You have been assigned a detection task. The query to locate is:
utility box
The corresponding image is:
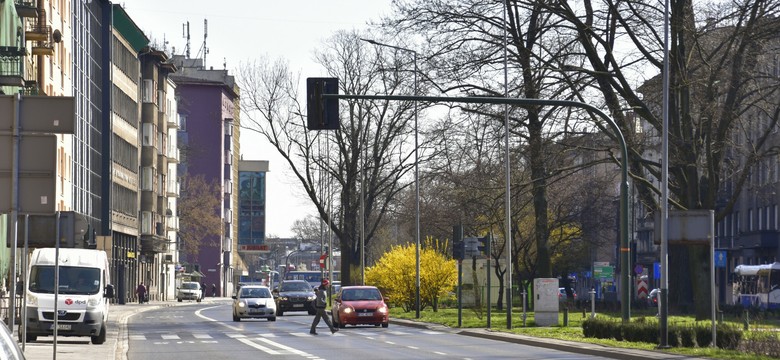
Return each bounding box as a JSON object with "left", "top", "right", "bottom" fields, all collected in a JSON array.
[{"left": 534, "top": 278, "right": 559, "bottom": 326}]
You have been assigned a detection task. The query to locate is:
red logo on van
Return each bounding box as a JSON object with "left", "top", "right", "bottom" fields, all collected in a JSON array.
[{"left": 64, "top": 299, "right": 73, "bottom": 305}]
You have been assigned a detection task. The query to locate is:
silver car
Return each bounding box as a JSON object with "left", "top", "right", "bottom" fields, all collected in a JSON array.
[{"left": 232, "top": 285, "right": 276, "bottom": 321}]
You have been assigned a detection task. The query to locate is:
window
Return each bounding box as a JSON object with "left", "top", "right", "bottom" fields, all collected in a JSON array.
[
  {"left": 142, "top": 167, "right": 153, "bottom": 191},
  {"left": 142, "top": 123, "right": 154, "bottom": 146},
  {"left": 141, "top": 211, "right": 152, "bottom": 235},
  {"left": 179, "top": 114, "right": 187, "bottom": 131},
  {"left": 142, "top": 79, "right": 155, "bottom": 103}
]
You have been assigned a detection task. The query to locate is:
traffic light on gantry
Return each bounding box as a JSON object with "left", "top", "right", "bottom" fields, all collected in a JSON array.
[{"left": 306, "top": 77, "right": 339, "bottom": 130}]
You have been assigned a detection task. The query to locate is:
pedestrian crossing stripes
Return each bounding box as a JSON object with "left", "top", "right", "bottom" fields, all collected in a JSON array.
[{"left": 130, "top": 329, "right": 442, "bottom": 342}]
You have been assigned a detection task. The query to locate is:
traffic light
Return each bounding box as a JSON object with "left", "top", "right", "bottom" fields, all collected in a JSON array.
[
  {"left": 306, "top": 77, "right": 339, "bottom": 130},
  {"left": 477, "top": 236, "right": 489, "bottom": 256},
  {"left": 452, "top": 225, "right": 464, "bottom": 260}
]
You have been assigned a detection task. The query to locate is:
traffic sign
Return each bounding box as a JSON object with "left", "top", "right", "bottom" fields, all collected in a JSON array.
[{"left": 714, "top": 250, "right": 727, "bottom": 268}]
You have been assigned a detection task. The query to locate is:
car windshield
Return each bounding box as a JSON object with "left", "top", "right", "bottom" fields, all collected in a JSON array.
[
  {"left": 181, "top": 283, "right": 199, "bottom": 290},
  {"left": 280, "top": 282, "right": 311, "bottom": 292},
  {"left": 241, "top": 287, "right": 271, "bottom": 298},
  {"left": 29, "top": 266, "right": 100, "bottom": 295},
  {"left": 342, "top": 288, "right": 382, "bottom": 301}
]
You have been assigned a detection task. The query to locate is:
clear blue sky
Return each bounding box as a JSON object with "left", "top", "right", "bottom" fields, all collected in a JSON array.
[{"left": 124, "top": 1, "right": 393, "bottom": 237}]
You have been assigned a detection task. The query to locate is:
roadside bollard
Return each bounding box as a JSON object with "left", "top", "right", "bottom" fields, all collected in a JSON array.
[
  {"left": 563, "top": 306, "right": 569, "bottom": 326},
  {"left": 743, "top": 310, "right": 749, "bottom": 330},
  {"left": 522, "top": 291, "right": 527, "bottom": 327},
  {"left": 590, "top": 288, "right": 596, "bottom": 319}
]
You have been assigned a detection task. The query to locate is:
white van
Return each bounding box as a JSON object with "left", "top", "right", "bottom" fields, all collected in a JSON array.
[{"left": 24, "top": 248, "right": 114, "bottom": 344}]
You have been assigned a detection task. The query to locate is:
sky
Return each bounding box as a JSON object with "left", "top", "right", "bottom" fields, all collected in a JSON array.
[{"left": 123, "top": 1, "right": 394, "bottom": 238}]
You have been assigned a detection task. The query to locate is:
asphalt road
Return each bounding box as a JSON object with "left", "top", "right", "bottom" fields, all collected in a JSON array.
[
  {"left": 124, "top": 300, "right": 608, "bottom": 360},
  {"left": 19, "top": 298, "right": 705, "bottom": 360}
]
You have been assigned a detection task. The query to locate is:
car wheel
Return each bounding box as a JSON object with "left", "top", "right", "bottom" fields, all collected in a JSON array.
[
  {"left": 381, "top": 322, "right": 389, "bottom": 328},
  {"left": 91, "top": 325, "right": 107, "bottom": 344},
  {"left": 25, "top": 332, "right": 36, "bottom": 343},
  {"left": 197, "top": 298, "right": 201, "bottom": 303},
  {"left": 374, "top": 323, "right": 380, "bottom": 327},
  {"left": 177, "top": 298, "right": 182, "bottom": 302},
  {"left": 268, "top": 317, "right": 276, "bottom": 321},
  {"left": 277, "top": 310, "right": 284, "bottom": 316}
]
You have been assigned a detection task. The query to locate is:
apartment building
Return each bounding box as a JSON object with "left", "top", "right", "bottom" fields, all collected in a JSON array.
[{"left": 171, "top": 55, "right": 241, "bottom": 297}]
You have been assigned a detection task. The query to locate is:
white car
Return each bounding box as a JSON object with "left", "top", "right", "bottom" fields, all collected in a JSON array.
[
  {"left": 177, "top": 281, "right": 202, "bottom": 302},
  {"left": 232, "top": 285, "right": 276, "bottom": 321}
]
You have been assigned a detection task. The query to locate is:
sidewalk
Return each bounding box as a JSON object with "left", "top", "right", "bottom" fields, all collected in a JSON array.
[{"left": 20, "top": 297, "right": 224, "bottom": 360}]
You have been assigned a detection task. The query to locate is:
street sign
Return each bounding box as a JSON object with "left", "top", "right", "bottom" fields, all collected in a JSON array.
[
  {"left": 714, "top": 250, "right": 727, "bottom": 268},
  {"left": 594, "top": 264, "right": 614, "bottom": 280},
  {"left": 463, "top": 237, "right": 480, "bottom": 258},
  {"left": 0, "top": 95, "right": 75, "bottom": 133},
  {"left": 237, "top": 244, "right": 270, "bottom": 253},
  {"left": 0, "top": 134, "right": 57, "bottom": 213},
  {"left": 634, "top": 264, "right": 644, "bottom": 275}
]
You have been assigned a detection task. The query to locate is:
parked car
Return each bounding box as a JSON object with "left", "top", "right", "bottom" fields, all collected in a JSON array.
[
  {"left": 0, "top": 321, "right": 24, "bottom": 360},
  {"left": 648, "top": 288, "right": 659, "bottom": 307},
  {"left": 232, "top": 285, "right": 276, "bottom": 322},
  {"left": 177, "top": 281, "right": 202, "bottom": 302},
  {"left": 332, "top": 286, "right": 389, "bottom": 328},
  {"left": 273, "top": 280, "right": 316, "bottom": 316},
  {"left": 558, "top": 287, "right": 577, "bottom": 301}
]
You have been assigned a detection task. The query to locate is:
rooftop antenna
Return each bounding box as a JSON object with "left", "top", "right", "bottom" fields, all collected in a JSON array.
[
  {"left": 223, "top": 57, "right": 226, "bottom": 70},
  {"left": 202, "top": 19, "right": 209, "bottom": 69},
  {"left": 182, "top": 21, "right": 191, "bottom": 59}
]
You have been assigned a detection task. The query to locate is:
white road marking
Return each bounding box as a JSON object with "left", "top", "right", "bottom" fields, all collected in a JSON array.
[
  {"left": 193, "top": 333, "right": 212, "bottom": 339},
  {"left": 258, "top": 333, "right": 277, "bottom": 338},
  {"left": 422, "top": 330, "right": 444, "bottom": 335},
  {"left": 161, "top": 334, "right": 180, "bottom": 340},
  {"left": 226, "top": 333, "right": 245, "bottom": 338},
  {"left": 407, "top": 346, "right": 419, "bottom": 350},
  {"left": 236, "top": 337, "right": 281, "bottom": 355},
  {"left": 257, "top": 338, "right": 314, "bottom": 357},
  {"left": 433, "top": 351, "right": 447, "bottom": 356},
  {"left": 129, "top": 335, "right": 145, "bottom": 340}
]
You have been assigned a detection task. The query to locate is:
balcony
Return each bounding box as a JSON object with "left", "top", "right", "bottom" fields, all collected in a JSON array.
[
  {"left": 140, "top": 234, "right": 167, "bottom": 253},
  {"left": 14, "top": 0, "right": 38, "bottom": 18},
  {"left": 167, "top": 147, "right": 180, "bottom": 164},
  {"left": 0, "top": 46, "right": 25, "bottom": 87},
  {"left": 166, "top": 179, "right": 180, "bottom": 197},
  {"left": 20, "top": 79, "right": 39, "bottom": 95},
  {"left": 168, "top": 114, "right": 180, "bottom": 129},
  {"left": 166, "top": 216, "right": 179, "bottom": 230},
  {"left": 25, "top": 11, "right": 50, "bottom": 42}
]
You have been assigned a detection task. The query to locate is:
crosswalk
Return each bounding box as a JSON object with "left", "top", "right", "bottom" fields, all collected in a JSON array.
[{"left": 129, "top": 329, "right": 442, "bottom": 342}]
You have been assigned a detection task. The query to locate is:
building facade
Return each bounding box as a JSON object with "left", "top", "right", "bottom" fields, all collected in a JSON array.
[{"left": 171, "top": 56, "right": 240, "bottom": 297}]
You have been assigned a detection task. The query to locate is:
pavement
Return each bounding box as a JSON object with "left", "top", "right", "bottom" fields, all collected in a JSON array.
[{"left": 18, "top": 297, "right": 706, "bottom": 360}]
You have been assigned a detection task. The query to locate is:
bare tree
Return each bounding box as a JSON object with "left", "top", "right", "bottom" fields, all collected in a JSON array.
[
  {"left": 238, "top": 30, "right": 424, "bottom": 286},
  {"left": 178, "top": 174, "right": 223, "bottom": 263},
  {"left": 541, "top": 0, "right": 780, "bottom": 318}
]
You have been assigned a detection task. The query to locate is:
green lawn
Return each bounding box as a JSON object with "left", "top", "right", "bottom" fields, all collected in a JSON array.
[{"left": 391, "top": 305, "right": 779, "bottom": 360}]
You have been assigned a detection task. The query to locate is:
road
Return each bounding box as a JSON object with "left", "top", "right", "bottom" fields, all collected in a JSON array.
[
  {"left": 125, "top": 299, "right": 603, "bottom": 360},
  {"left": 20, "top": 298, "right": 703, "bottom": 360}
]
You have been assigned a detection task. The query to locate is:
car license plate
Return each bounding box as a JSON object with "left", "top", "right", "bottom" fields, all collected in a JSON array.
[
  {"left": 50, "top": 323, "right": 71, "bottom": 330},
  {"left": 293, "top": 304, "right": 303, "bottom": 308},
  {"left": 357, "top": 312, "right": 373, "bottom": 317}
]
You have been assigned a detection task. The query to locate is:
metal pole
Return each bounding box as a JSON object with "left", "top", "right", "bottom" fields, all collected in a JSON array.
[
  {"left": 710, "top": 210, "right": 716, "bottom": 347},
  {"left": 413, "top": 51, "right": 421, "bottom": 319},
  {"left": 21, "top": 215, "right": 28, "bottom": 349},
  {"left": 54, "top": 211, "right": 60, "bottom": 359},
  {"left": 502, "top": 0, "right": 513, "bottom": 329},
  {"left": 10, "top": 94, "right": 20, "bottom": 335},
  {"left": 361, "top": 140, "right": 366, "bottom": 285},
  {"left": 660, "top": 0, "right": 671, "bottom": 347}
]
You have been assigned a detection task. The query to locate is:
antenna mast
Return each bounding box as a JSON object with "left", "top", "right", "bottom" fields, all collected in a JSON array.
[
  {"left": 202, "top": 19, "right": 209, "bottom": 69},
  {"left": 182, "top": 21, "right": 191, "bottom": 59}
]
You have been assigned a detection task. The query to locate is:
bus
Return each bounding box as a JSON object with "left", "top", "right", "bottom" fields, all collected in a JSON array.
[
  {"left": 283, "top": 270, "right": 340, "bottom": 289},
  {"left": 239, "top": 270, "right": 280, "bottom": 289},
  {"left": 733, "top": 262, "right": 780, "bottom": 309}
]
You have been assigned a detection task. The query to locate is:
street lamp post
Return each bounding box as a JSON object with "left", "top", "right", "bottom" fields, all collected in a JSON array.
[{"left": 361, "top": 38, "right": 421, "bottom": 318}]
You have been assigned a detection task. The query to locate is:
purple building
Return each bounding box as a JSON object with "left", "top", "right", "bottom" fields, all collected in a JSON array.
[{"left": 171, "top": 56, "right": 240, "bottom": 297}]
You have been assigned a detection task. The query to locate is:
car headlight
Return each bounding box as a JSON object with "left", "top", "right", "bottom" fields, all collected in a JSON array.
[
  {"left": 238, "top": 301, "right": 246, "bottom": 308},
  {"left": 87, "top": 297, "right": 101, "bottom": 310},
  {"left": 26, "top": 293, "right": 38, "bottom": 307},
  {"left": 377, "top": 306, "right": 388, "bottom": 314},
  {"left": 307, "top": 295, "right": 316, "bottom": 301},
  {"left": 342, "top": 306, "right": 354, "bottom": 314},
  {"left": 280, "top": 296, "right": 288, "bottom": 301}
]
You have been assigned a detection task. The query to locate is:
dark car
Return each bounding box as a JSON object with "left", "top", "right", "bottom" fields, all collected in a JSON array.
[
  {"left": 332, "top": 286, "right": 389, "bottom": 328},
  {"left": 273, "top": 280, "right": 316, "bottom": 316}
]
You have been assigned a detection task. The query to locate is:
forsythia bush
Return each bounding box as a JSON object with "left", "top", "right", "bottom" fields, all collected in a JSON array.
[{"left": 366, "top": 237, "right": 457, "bottom": 312}]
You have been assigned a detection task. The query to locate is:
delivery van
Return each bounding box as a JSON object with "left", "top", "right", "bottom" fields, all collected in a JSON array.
[{"left": 24, "top": 248, "right": 115, "bottom": 344}]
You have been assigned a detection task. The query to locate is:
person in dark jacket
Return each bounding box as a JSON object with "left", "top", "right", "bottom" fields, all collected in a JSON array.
[
  {"left": 212, "top": 283, "right": 217, "bottom": 297},
  {"left": 310, "top": 278, "right": 337, "bottom": 335},
  {"left": 135, "top": 282, "right": 147, "bottom": 304}
]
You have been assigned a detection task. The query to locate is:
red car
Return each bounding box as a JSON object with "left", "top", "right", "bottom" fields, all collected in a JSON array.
[{"left": 331, "top": 286, "right": 389, "bottom": 328}]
